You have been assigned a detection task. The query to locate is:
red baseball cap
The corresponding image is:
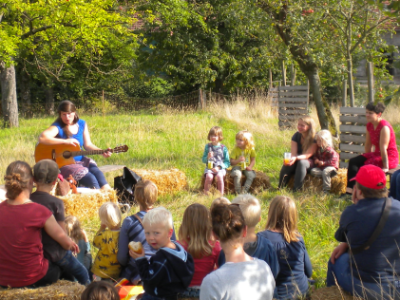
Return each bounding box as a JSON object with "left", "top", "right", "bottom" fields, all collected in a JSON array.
[{"left": 350, "top": 165, "right": 386, "bottom": 189}]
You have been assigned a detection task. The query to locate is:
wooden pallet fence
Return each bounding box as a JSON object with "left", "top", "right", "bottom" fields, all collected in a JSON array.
[
  {"left": 269, "top": 87, "right": 279, "bottom": 109},
  {"left": 278, "top": 85, "right": 309, "bottom": 129},
  {"left": 339, "top": 107, "right": 367, "bottom": 169}
]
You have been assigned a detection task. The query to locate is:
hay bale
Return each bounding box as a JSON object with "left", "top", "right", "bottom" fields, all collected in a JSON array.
[
  {"left": 132, "top": 168, "right": 187, "bottom": 195},
  {"left": 200, "top": 169, "right": 271, "bottom": 194},
  {"left": 288, "top": 168, "right": 347, "bottom": 195},
  {"left": 0, "top": 280, "right": 85, "bottom": 300},
  {"left": 311, "top": 286, "right": 355, "bottom": 300},
  {"left": 60, "top": 190, "right": 118, "bottom": 221}
]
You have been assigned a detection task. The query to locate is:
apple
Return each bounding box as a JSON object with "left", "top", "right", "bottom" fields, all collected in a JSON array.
[{"left": 379, "top": 94, "right": 383, "bottom": 98}]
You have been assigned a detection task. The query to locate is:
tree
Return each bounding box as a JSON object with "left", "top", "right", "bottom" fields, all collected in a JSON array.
[{"left": 0, "top": 0, "right": 137, "bottom": 127}]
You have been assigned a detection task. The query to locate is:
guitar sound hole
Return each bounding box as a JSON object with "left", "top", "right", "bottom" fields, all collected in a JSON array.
[{"left": 63, "top": 151, "right": 72, "bottom": 159}]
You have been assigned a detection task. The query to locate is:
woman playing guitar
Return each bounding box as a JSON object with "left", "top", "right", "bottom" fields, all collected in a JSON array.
[{"left": 39, "top": 100, "right": 112, "bottom": 190}]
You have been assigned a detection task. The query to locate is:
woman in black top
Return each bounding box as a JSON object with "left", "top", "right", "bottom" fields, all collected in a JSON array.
[{"left": 278, "top": 116, "right": 317, "bottom": 191}]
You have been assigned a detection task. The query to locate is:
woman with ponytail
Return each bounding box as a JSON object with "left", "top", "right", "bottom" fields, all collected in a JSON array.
[
  {"left": 259, "top": 196, "right": 312, "bottom": 300},
  {"left": 0, "top": 161, "right": 78, "bottom": 288},
  {"left": 200, "top": 204, "right": 275, "bottom": 300}
]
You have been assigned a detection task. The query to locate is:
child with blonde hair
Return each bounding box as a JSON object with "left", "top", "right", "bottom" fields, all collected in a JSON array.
[
  {"left": 210, "top": 196, "right": 231, "bottom": 212},
  {"left": 230, "top": 130, "right": 256, "bottom": 194},
  {"left": 129, "top": 207, "right": 194, "bottom": 300},
  {"left": 259, "top": 196, "right": 312, "bottom": 300},
  {"left": 65, "top": 215, "right": 92, "bottom": 276},
  {"left": 310, "top": 129, "right": 339, "bottom": 194},
  {"left": 92, "top": 202, "right": 122, "bottom": 280},
  {"left": 218, "top": 195, "right": 279, "bottom": 279},
  {"left": 202, "top": 126, "right": 230, "bottom": 195},
  {"left": 118, "top": 180, "right": 176, "bottom": 284},
  {"left": 178, "top": 203, "right": 221, "bottom": 297}
]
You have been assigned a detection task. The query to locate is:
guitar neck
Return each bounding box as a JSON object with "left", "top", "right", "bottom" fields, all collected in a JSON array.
[{"left": 70, "top": 149, "right": 112, "bottom": 157}]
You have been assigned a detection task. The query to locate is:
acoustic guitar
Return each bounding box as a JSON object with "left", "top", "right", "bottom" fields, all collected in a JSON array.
[{"left": 34, "top": 143, "right": 129, "bottom": 168}]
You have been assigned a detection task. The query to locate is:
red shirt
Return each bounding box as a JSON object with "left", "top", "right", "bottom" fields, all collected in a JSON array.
[
  {"left": 0, "top": 201, "right": 52, "bottom": 287},
  {"left": 178, "top": 240, "right": 221, "bottom": 287}
]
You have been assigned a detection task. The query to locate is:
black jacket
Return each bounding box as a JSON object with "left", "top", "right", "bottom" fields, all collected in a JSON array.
[{"left": 136, "top": 241, "right": 194, "bottom": 299}]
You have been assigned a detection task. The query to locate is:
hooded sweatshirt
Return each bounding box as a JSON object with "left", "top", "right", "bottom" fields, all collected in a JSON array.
[{"left": 136, "top": 241, "right": 194, "bottom": 299}]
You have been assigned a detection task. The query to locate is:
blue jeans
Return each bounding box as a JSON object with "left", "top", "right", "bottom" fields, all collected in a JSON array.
[
  {"left": 390, "top": 169, "right": 400, "bottom": 200},
  {"left": 327, "top": 252, "right": 400, "bottom": 299},
  {"left": 55, "top": 250, "right": 90, "bottom": 285},
  {"left": 78, "top": 163, "right": 108, "bottom": 189}
]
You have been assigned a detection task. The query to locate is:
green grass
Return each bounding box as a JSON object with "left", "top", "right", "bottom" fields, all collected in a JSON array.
[{"left": 0, "top": 108, "right": 355, "bottom": 288}]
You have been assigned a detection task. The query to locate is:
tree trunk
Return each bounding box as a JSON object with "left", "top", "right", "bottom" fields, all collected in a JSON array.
[
  {"left": 346, "top": 9, "right": 355, "bottom": 107},
  {"left": 291, "top": 64, "right": 296, "bottom": 86},
  {"left": 45, "top": 85, "right": 55, "bottom": 115},
  {"left": 20, "top": 71, "right": 32, "bottom": 118},
  {"left": 0, "top": 62, "right": 19, "bottom": 127}
]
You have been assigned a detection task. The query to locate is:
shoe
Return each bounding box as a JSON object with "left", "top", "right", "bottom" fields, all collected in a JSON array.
[{"left": 330, "top": 169, "right": 338, "bottom": 178}]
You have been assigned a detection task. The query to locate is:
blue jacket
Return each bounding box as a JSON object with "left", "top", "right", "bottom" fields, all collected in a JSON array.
[
  {"left": 202, "top": 143, "right": 230, "bottom": 169},
  {"left": 218, "top": 234, "right": 280, "bottom": 279},
  {"left": 136, "top": 241, "right": 194, "bottom": 299}
]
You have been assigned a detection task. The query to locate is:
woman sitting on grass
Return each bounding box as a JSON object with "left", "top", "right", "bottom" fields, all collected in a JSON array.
[
  {"left": 0, "top": 161, "right": 77, "bottom": 288},
  {"left": 279, "top": 116, "right": 317, "bottom": 192},
  {"left": 200, "top": 204, "right": 275, "bottom": 300},
  {"left": 347, "top": 102, "right": 398, "bottom": 190},
  {"left": 259, "top": 196, "right": 312, "bottom": 300}
]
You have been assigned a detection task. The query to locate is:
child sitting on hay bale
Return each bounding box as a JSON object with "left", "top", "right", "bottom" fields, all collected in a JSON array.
[
  {"left": 202, "top": 126, "right": 230, "bottom": 195},
  {"left": 310, "top": 130, "right": 339, "bottom": 194},
  {"left": 65, "top": 216, "right": 93, "bottom": 279},
  {"left": 92, "top": 202, "right": 122, "bottom": 281},
  {"left": 118, "top": 180, "right": 177, "bottom": 284},
  {"left": 217, "top": 195, "right": 279, "bottom": 279},
  {"left": 31, "top": 160, "right": 90, "bottom": 285},
  {"left": 229, "top": 130, "right": 256, "bottom": 194},
  {"left": 81, "top": 281, "right": 120, "bottom": 300}
]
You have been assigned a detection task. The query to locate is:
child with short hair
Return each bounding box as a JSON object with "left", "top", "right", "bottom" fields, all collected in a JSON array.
[
  {"left": 202, "top": 126, "right": 230, "bottom": 195},
  {"left": 259, "top": 196, "right": 312, "bottom": 300},
  {"left": 92, "top": 202, "right": 122, "bottom": 281},
  {"left": 230, "top": 130, "right": 256, "bottom": 194},
  {"left": 81, "top": 281, "right": 120, "bottom": 300},
  {"left": 31, "top": 159, "right": 90, "bottom": 285},
  {"left": 218, "top": 195, "right": 279, "bottom": 279},
  {"left": 178, "top": 203, "right": 221, "bottom": 297},
  {"left": 65, "top": 216, "right": 92, "bottom": 276},
  {"left": 310, "top": 130, "right": 339, "bottom": 194},
  {"left": 129, "top": 207, "right": 194, "bottom": 300},
  {"left": 210, "top": 196, "right": 231, "bottom": 212}
]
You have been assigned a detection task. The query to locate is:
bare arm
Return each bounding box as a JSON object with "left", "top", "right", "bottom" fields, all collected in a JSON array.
[
  {"left": 379, "top": 126, "right": 390, "bottom": 171},
  {"left": 44, "top": 215, "right": 78, "bottom": 252},
  {"left": 364, "top": 131, "right": 372, "bottom": 153},
  {"left": 57, "top": 220, "right": 66, "bottom": 232},
  {"left": 291, "top": 140, "right": 298, "bottom": 157},
  {"left": 82, "top": 124, "right": 111, "bottom": 157},
  {"left": 38, "top": 126, "right": 79, "bottom": 147},
  {"left": 296, "top": 143, "right": 317, "bottom": 160}
]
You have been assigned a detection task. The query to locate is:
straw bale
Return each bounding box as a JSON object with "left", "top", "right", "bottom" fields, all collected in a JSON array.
[
  {"left": 311, "top": 286, "right": 355, "bottom": 300},
  {"left": 0, "top": 280, "right": 85, "bottom": 300},
  {"left": 288, "top": 168, "right": 347, "bottom": 195},
  {"left": 132, "top": 168, "right": 187, "bottom": 195},
  {"left": 200, "top": 169, "right": 271, "bottom": 194},
  {"left": 60, "top": 190, "right": 118, "bottom": 221}
]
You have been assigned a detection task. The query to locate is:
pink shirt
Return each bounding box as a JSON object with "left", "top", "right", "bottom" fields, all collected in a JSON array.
[
  {"left": 0, "top": 201, "right": 52, "bottom": 287},
  {"left": 179, "top": 240, "right": 221, "bottom": 286}
]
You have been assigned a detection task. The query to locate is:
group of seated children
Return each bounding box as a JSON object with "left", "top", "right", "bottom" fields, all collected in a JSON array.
[
  {"left": 203, "top": 126, "right": 339, "bottom": 196},
  {"left": 79, "top": 184, "right": 311, "bottom": 300}
]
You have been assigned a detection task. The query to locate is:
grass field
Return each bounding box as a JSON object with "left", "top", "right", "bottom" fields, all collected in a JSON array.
[{"left": 1, "top": 101, "right": 400, "bottom": 289}]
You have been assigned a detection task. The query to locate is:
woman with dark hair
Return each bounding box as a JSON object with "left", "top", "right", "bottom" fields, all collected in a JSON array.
[
  {"left": 39, "top": 100, "right": 112, "bottom": 190},
  {"left": 0, "top": 161, "right": 78, "bottom": 288},
  {"left": 347, "top": 102, "right": 399, "bottom": 189},
  {"left": 199, "top": 204, "right": 275, "bottom": 300}
]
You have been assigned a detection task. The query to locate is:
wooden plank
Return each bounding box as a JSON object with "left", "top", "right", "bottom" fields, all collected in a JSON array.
[
  {"left": 279, "top": 98, "right": 309, "bottom": 103},
  {"left": 280, "top": 115, "right": 301, "bottom": 121},
  {"left": 99, "top": 165, "right": 125, "bottom": 173},
  {"left": 340, "top": 134, "right": 365, "bottom": 143},
  {"left": 340, "top": 152, "right": 360, "bottom": 160},
  {"left": 339, "top": 162, "right": 349, "bottom": 168},
  {"left": 339, "top": 144, "right": 364, "bottom": 153},
  {"left": 340, "top": 107, "right": 366, "bottom": 115},
  {"left": 279, "top": 103, "right": 308, "bottom": 108},
  {"left": 278, "top": 85, "right": 308, "bottom": 91},
  {"left": 279, "top": 91, "right": 309, "bottom": 97},
  {"left": 340, "top": 125, "right": 366, "bottom": 134},
  {"left": 339, "top": 116, "right": 367, "bottom": 125},
  {"left": 278, "top": 109, "right": 308, "bottom": 115}
]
